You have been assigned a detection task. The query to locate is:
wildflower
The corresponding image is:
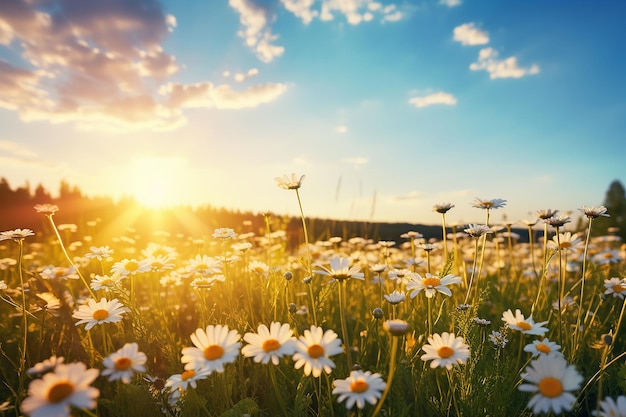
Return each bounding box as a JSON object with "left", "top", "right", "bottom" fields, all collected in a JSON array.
[
  {"left": 35, "top": 292, "right": 61, "bottom": 313},
  {"left": 34, "top": 204, "right": 59, "bottom": 216},
  {"left": 464, "top": 224, "right": 493, "bottom": 238},
  {"left": 20, "top": 362, "right": 99, "bottom": 417},
  {"left": 580, "top": 205, "right": 610, "bottom": 219},
  {"left": 27, "top": 356, "right": 65, "bottom": 375},
  {"left": 293, "top": 325, "right": 343, "bottom": 377},
  {"left": 90, "top": 274, "right": 124, "bottom": 291},
  {"left": 110, "top": 258, "right": 151, "bottom": 277},
  {"left": 593, "top": 250, "right": 623, "bottom": 265},
  {"left": 378, "top": 240, "right": 396, "bottom": 248},
  {"left": 372, "top": 308, "right": 384, "bottom": 320},
  {"left": 242, "top": 322, "right": 297, "bottom": 365},
  {"left": 472, "top": 198, "right": 507, "bottom": 210},
  {"left": 275, "top": 173, "right": 305, "bottom": 190},
  {"left": 0, "top": 280, "right": 6, "bottom": 290},
  {"left": 332, "top": 370, "right": 386, "bottom": 410},
  {"left": 313, "top": 256, "right": 364, "bottom": 282},
  {"left": 594, "top": 396, "right": 626, "bottom": 417},
  {"left": 603, "top": 277, "right": 626, "bottom": 299},
  {"left": 72, "top": 298, "right": 130, "bottom": 331},
  {"left": 383, "top": 290, "right": 406, "bottom": 305},
  {"left": 519, "top": 354, "right": 583, "bottom": 414},
  {"left": 524, "top": 338, "right": 563, "bottom": 358},
  {"left": 165, "top": 367, "right": 212, "bottom": 393},
  {"left": 147, "top": 255, "right": 175, "bottom": 272},
  {"left": 248, "top": 260, "right": 269, "bottom": 277},
  {"left": 181, "top": 325, "right": 241, "bottom": 373},
  {"left": 547, "top": 232, "right": 584, "bottom": 252},
  {"left": 544, "top": 216, "right": 571, "bottom": 228},
  {"left": 101, "top": 343, "right": 147, "bottom": 383},
  {"left": 502, "top": 309, "right": 549, "bottom": 336},
  {"left": 0, "top": 228, "right": 35, "bottom": 242},
  {"left": 186, "top": 255, "right": 222, "bottom": 276},
  {"left": 433, "top": 203, "right": 455, "bottom": 214},
  {"left": 421, "top": 332, "right": 470, "bottom": 370},
  {"left": 383, "top": 319, "right": 410, "bottom": 336},
  {"left": 406, "top": 272, "right": 462, "bottom": 299},
  {"left": 473, "top": 317, "right": 491, "bottom": 327},
  {"left": 212, "top": 228, "right": 236, "bottom": 240},
  {"left": 39, "top": 265, "right": 79, "bottom": 280},
  {"left": 489, "top": 330, "right": 509, "bottom": 348},
  {"left": 537, "top": 209, "right": 559, "bottom": 220}
]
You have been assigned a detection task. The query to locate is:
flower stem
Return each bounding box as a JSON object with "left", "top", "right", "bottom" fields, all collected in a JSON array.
[
  {"left": 338, "top": 280, "right": 353, "bottom": 369},
  {"left": 269, "top": 365, "right": 289, "bottom": 417},
  {"left": 371, "top": 335, "right": 398, "bottom": 417},
  {"left": 295, "top": 189, "right": 317, "bottom": 325},
  {"left": 575, "top": 218, "right": 593, "bottom": 351}
]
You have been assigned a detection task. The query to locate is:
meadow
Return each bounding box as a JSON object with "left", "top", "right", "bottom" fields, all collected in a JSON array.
[{"left": 0, "top": 174, "right": 625, "bottom": 417}]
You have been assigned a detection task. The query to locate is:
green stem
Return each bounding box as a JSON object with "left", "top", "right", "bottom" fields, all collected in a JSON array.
[
  {"left": 338, "top": 280, "right": 353, "bottom": 369},
  {"left": 464, "top": 238, "right": 480, "bottom": 305},
  {"left": 555, "top": 227, "right": 563, "bottom": 347},
  {"left": 575, "top": 218, "right": 593, "bottom": 351},
  {"left": 441, "top": 213, "right": 448, "bottom": 261},
  {"left": 295, "top": 189, "right": 317, "bottom": 325},
  {"left": 371, "top": 336, "right": 399, "bottom": 417},
  {"left": 269, "top": 365, "right": 289, "bottom": 417}
]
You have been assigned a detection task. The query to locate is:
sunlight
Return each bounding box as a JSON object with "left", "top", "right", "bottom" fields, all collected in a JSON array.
[{"left": 129, "top": 156, "right": 188, "bottom": 209}]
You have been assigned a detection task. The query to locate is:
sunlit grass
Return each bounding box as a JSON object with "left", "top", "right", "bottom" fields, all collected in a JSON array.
[{"left": 0, "top": 186, "right": 624, "bottom": 417}]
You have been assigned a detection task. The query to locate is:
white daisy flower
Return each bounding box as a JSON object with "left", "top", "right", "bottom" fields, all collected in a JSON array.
[
  {"left": 472, "top": 198, "right": 507, "bottom": 210},
  {"left": 72, "top": 298, "right": 130, "bottom": 331},
  {"left": 165, "top": 367, "right": 212, "bottom": 393},
  {"left": 84, "top": 245, "right": 114, "bottom": 261},
  {"left": 20, "top": 362, "right": 99, "bottom": 417},
  {"left": 603, "top": 277, "right": 626, "bottom": 299},
  {"left": 275, "top": 173, "right": 305, "bottom": 190},
  {"left": 313, "top": 256, "right": 364, "bottom": 282},
  {"left": 101, "top": 342, "right": 147, "bottom": 383},
  {"left": 594, "top": 395, "right": 626, "bottom": 417},
  {"left": 421, "top": 332, "right": 470, "bottom": 370},
  {"left": 332, "top": 370, "right": 386, "bottom": 409},
  {"left": 293, "top": 325, "right": 343, "bottom": 378},
  {"left": 110, "top": 258, "right": 152, "bottom": 276},
  {"left": 524, "top": 338, "right": 563, "bottom": 358},
  {"left": 27, "top": 356, "right": 65, "bottom": 375},
  {"left": 501, "top": 309, "right": 549, "bottom": 336},
  {"left": 383, "top": 290, "right": 406, "bottom": 305},
  {"left": 519, "top": 354, "right": 583, "bottom": 414},
  {"left": 241, "top": 322, "right": 297, "bottom": 365},
  {"left": 406, "top": 273, "right": 462, "bottom": 299},
  {"left": 181, "top": 325, "right": 241, "bottom": 373}
]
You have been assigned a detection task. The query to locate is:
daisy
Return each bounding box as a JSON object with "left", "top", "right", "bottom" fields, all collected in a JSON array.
[
  {"left": 248, "top": 260, "right": 270, "bottom": 277},
  {"left": 90, "top": 274, "right": 124, "bottom": 292},
  {"left": 383, "top": 290, "right": 406, "bottom": 305},
  {"left": 186, "top": 255, "right": 222, "bottom": 276},
  {"left": 524, "top": 338, "right": 563, "bottom": 358},
  {"left": 464, "top": 224, "right": 493, "bottom": 238},
  {"left": 293, "top": 325, "right": 343, "bottom": 377},
  {"left": 580, "top": 205, "right": 610, "bottom": 219},
  {"left": 313, "top": 256, "right": 364, "bottom": 282},
  {"left": 72, "top": 298, "right": 130, "bottom": 331},
  {"left": 0, "top": 228, "right": 35, "bottom": 242},
  {"left": 433, "top": 202, "right": 455, "bottom": 214},
  {"left": 519, "top": 354, "right": 583, "bottom": 414},
  {"left": 165, "top": 366, "right": 212, "bottom": 393},
  {"left": 20, "top": 362, "right": 99, "bottom": 417},
  {"left": 101, "top": 342, "right": 147, "bottom": 383},
  {"left": 110, "top": 258, "right": 151, "bottom": 276},
  {"left": 421, "top": 332, "right": 470, "bottom": 370},
  {"left": 603, "top": 277, "right": 626, "bottom": 299},
  {"left": 332, "top": 370, "right": 386, "bottom": 410},
  {"left": 241, "top": 322, "right": 297, "bottom": 365},
  {"left": 502, "top": 309, "right": 549, "bottom": 336},
  {"left": 181, "top": 325, "right": 241, "bottom": 373},
  {"left": 537, "top": 209, "right": 559, "bottom": 220},
  {"left": 275, "top": 173, "right": 305, "bottom": 190},
  {"left": 472, "top": 198, "right": 507, "bottom": 210},
  {"left": 594, "top": 396, "right": 626, "bottom": 417},
  {"left": 212, "top": 228, "right": 237, "bottom": 240},
  {"left": 547, "top": 232, "right": 584, "bottom": 252},
  {"left": 34, "top": 204, "right": 59, "bottom": 216},
  {"left": 544, "top": 216, "right": 571, "bottom": 228},
  {"left": 39, "top": 266, "right": 79, "bottom": 280},
  {"left": 84, "top": 245, "right": 114, "bottom": 261},
  {"left": 406, "top": 272, "right": 462, "bottom": 299},
  {"left": 593, "top": 250, "right": 623, "bottom": 265},
  {"left": 27, "top": 356, "right": 65, "bottom": 375}
]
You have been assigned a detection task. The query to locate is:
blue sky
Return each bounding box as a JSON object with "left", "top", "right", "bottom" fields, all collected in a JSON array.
[{"left": 0, "top": 0, "right": 624, "bottom": 226}]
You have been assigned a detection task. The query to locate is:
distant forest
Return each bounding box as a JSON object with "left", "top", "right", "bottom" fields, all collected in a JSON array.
[{"left": 0, "top": 177, "right": 624, "bottom": 245}]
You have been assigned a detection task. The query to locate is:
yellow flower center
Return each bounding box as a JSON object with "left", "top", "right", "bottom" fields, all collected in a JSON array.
[
  {"left": 101, "top": 279, "right": 114, "bottom": 286},
  {"left": 538, "top": 377, "right": 563, "bottom": 398},
  {"left": 262, "top": 339, "right": 281, "bottom": 353},
  {"left": 115, "top": 357, "right": 132, "bottom": 370},
  {"left": 54, "top": 269, "right": 66, "bottom": 278},
  {"left": 560, "top": 242, "right": 572, "bottom": 249},
  {"left": 308, "top": 344, "right": 325, "bottom": 358},
  {"left": 350, "top": 379, "right": 369, "bottom": 393},
  {"left": 197, "top": 263, "right": 209, "bottom": 270},
  {"left": 92, "top": 309, "right": 109, "bottom": 321},
  {"left": 604, "top": 253, "right": 614, "bottom": 259},
  {"left": 516, "top": 321, "right": 532, "bottom": 331},
  {"left": 181, "top": 370, "right": 195, "bottom": 381},
  {"left": 437, "top": 346, "right": 455, "bottom": 358},
  {"left": 204, "top": 345, "right": 224, "bottom": 361},
  {"left": 423, "top": 277, "right": 441, "bottom": 287},
  {"left": 125, "top": 261, "right": 139, "bottom": 271},
  {"left": 536, "top": 343, "right": 551, "bottom": 354},
  {"left": 612, "top": 285, "right": 625, "bottom": 293},
  {"left": 47, "top": 381, "right": 74, "bottom": 403}
]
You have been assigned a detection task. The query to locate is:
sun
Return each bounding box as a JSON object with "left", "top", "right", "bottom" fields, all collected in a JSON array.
[{"left": 129, "top": 156, "right": 188, "bottom": 209}]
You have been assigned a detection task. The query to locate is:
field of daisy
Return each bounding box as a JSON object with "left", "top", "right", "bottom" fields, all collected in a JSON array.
[{"left": 1, "top": 174, "right": 625, "bottom": 417}]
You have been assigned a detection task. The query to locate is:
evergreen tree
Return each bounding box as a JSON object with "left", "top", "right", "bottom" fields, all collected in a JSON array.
[{"left": 600, "top": 179, "right": 626, "bottom": 240}]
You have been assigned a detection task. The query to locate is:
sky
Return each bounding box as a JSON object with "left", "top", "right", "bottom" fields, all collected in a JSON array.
[{"left": 0, "top": 0, "right": 624, "bottom": 227}]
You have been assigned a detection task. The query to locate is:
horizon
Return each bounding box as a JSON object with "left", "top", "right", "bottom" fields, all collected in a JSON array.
[{"left": 1, "top": 1, "right": 624, "bottom": 226}]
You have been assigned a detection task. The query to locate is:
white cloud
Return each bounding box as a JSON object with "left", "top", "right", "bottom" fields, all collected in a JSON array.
[
  {"left": 280, "top": 0, "right": 318, "bottom": 24},
  {"left": 408, "top": 92, "right": 457, "bottom": 108},
  {"left": 439, "top": 0, "right": 462, "bottom": 7},
  {"left": 395, "top": 190, "right": 422, "bottom": 201},
  {"left": 453, "top": 23, "right": 489, "bottom": 46},
  {"left": 335, "top": 125, "right": 348, "bottom": 133},
  {"left": 234, "top": 68, "right": 260, "bottom": 83},
  {"left": 229, "top": 0, "right": 285, "bottom": 63},
  {"left": 470, "top": 47, "right": 540, "bottom": 79},
  {"left": 319, "top": 0, "right": 404, "bottom": 25}
]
